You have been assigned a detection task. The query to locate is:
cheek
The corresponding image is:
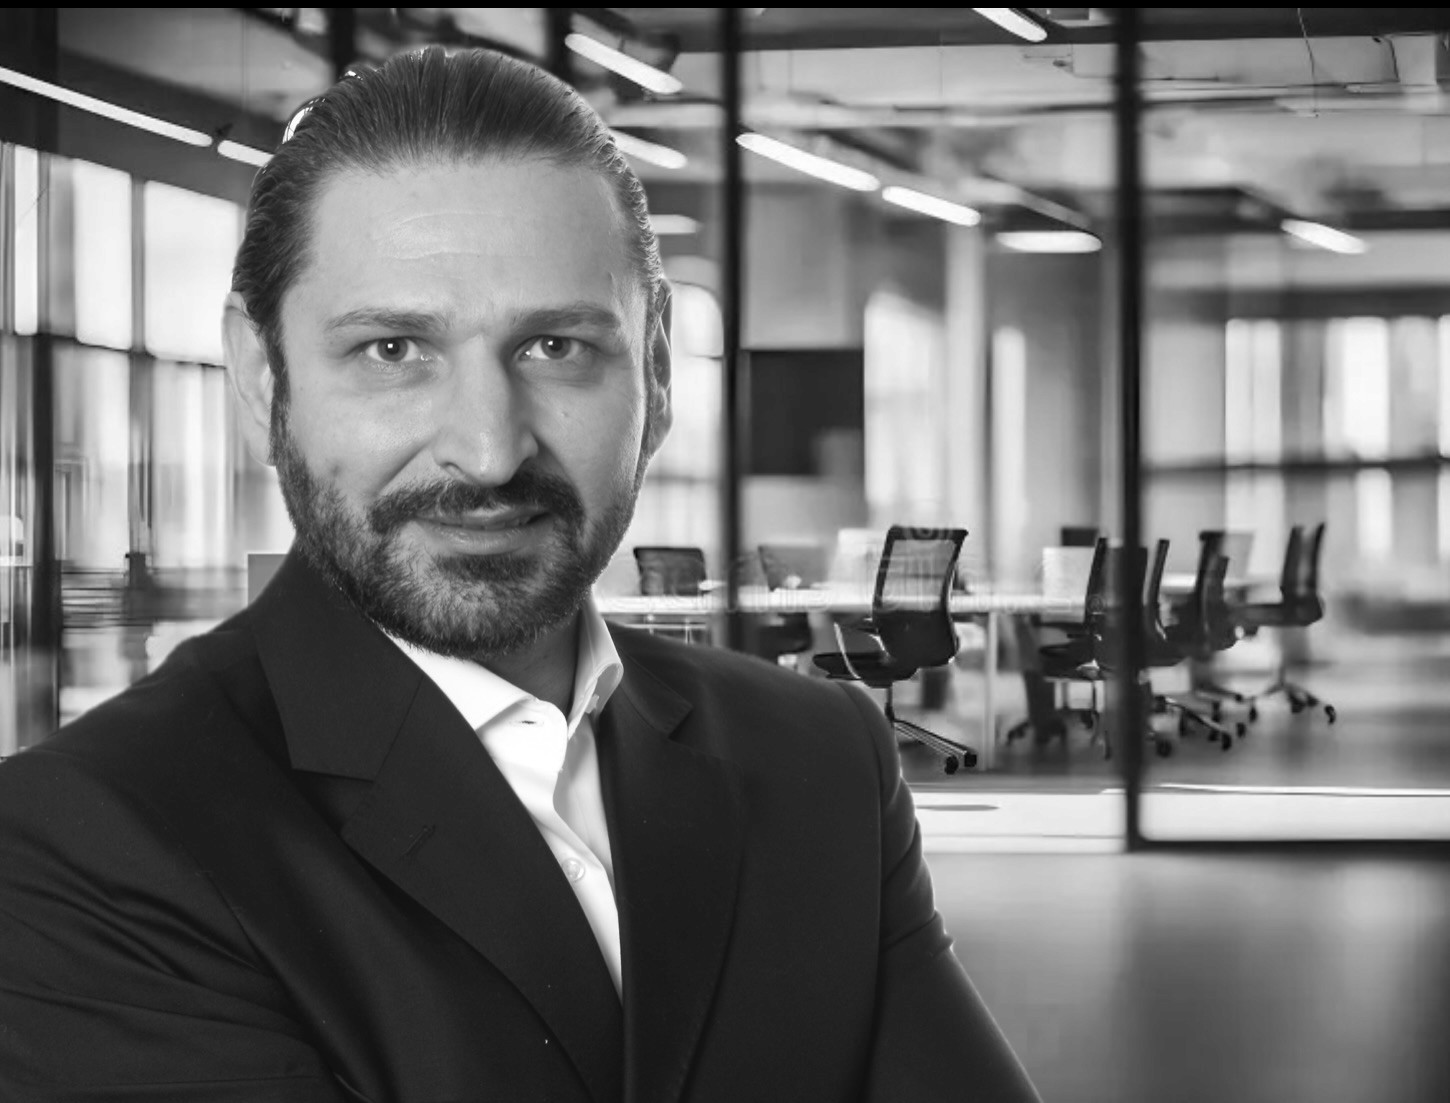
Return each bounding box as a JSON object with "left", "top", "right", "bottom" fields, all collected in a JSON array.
[{"left": 286, "top": 387, "right": 425, "bottom": 498}]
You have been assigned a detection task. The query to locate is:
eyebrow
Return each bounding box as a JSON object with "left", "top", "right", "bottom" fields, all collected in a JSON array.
[{"left": 323, "top": 302, "right": 628, "bottom": 339}]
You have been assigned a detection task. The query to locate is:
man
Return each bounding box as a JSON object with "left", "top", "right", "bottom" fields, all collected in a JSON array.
[{"left": 0, "top": 47, "right": 1040, "bottom": 1102}]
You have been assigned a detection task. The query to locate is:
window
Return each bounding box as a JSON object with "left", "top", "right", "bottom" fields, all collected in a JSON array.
[{"left": 142, "top": 183, "right": 242, "bottom": 364}]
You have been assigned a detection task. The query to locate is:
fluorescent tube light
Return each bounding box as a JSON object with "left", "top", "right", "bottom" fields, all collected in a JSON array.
[
  {"left": 971, "top": 8, "right": 1048, "bottom": 43},
  {"left": 996, "top": 230, "right": 1102, "bottom": 253},
  {"left": 0, "top": 65, "right": 212, "bottom": 147},
  {"left": 736, "top": 133, "right": 880, "bottom": 192},
  {"left": 565, "top": 32, "right": 683, "bottom": 95},
  {"left": 217, "top": 140, "right": 272, "bottom": 167},
  {"left": 610, "top": 130, "right": 688, "bottom": 170},
  {"left": 649, "top": 214, "right": 699, "bottom": 236},
  {"left": 1280, "top": 218, "right": 1368, "bottom": 255},
  {"left": 882, "top": 186, "right": 981, "bottom": 227}
]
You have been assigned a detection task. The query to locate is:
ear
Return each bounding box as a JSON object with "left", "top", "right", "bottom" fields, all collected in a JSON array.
[
  {"left": 642, "top": 285, "right": 673, "bottom": 460},
  {"left": 222, "top": 292, "right": 278, "bottom": 466}
]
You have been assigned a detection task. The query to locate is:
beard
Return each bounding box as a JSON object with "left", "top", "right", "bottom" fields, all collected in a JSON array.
[{"left": 269, "top": 398, "right": 641, "bottom": 662}]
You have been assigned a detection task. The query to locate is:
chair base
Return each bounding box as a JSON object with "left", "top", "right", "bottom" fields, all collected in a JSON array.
[
  {"left": 1154, "top": 695, "right": 1242, "bottom": 750},
  {"left": 1244, "top": 678, "right": 1337, "bottom": 723},
  {"left": 887, "top": 707, "right": 978, "bottom": 774}
]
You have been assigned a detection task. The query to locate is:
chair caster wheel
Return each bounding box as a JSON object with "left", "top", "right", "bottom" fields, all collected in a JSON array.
[
  {"left": 1290, "top": 700, "right": 1304, "bottom": 715},
  {"left": 1325, "top": 706, "right": 1337, "bottom": 723},
  {"left": 1153, "top": 695, "right": 1167, "bottom": 711},
  {"left": 1155, "top": 740, "right": 1173, "bottom": 758},
  {"left": 1211, "top": 702, "right": 1223, "bottom": 722},
  {"left": 1232, "top": 692, "right": 1246, "bottom": 703},
  {"left": 1221, "top": 736, "right": 1233, "bottom": 752},
  {"left": 943, "top": 757, "right": 959, "bottom": 775},
  {"left": 1248, "top": 706, "right": 1259, "bottom": 722},
  {"left": 1235, "top": 722, "right": 1247, "bottom": 737},
  {"left": 961, "top": 751, "right": 979, "bottom": 768},
  {"left": 1079, "top": 711, "right": 1095, "bottom": 729}
]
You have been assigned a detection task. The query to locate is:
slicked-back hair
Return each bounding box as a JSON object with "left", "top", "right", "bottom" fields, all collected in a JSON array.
[{"left": 230, "top": 46, "right": 666, "bottom": 390}]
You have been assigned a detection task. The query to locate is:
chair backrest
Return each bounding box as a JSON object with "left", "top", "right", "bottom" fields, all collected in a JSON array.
[
  {"left": 1272, "top": 521, "right": 1326, "bottom": 624},
  {"left": 1304, "top": 521, "right": 1327, "bottom": 595},
  {"left": 1280, "top": 521, "right": 1328, "bottom": 598},
  {"left": 758, "top": 543, "right": 828, "bottom": 591},
  {"left": 633, "top": 546, "right": 707, "bottom": 597},
  {"left": 872, "top": 525, "right": 967, "bottom": 669},
  {"left": 1276, "top": 525, "right": 1306, "bottom": 596},
  {"left": 1095, "top": 542, "right": 1148, "bottom": 633},
  {"left": 1143, "top": 537, "right": 1171, "bottom": 628},
  {"left": 1078, "top": 537, "right": 1111, "bottom": 623},
  {"left": 1197, "top": 552, "right": 1237, "bottom": 648},
  {"left": 1199, "top": 528, "right": 1253, "bottom": 586}
]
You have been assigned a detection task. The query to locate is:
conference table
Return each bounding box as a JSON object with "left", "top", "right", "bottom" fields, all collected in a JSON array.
[{"left": 595, "top": 585, "right": 1084, "bottom": 772}]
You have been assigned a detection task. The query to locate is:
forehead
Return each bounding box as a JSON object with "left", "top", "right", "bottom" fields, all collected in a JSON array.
[{"left": 293, "top": 157, "right": 641, "bottom": 323}]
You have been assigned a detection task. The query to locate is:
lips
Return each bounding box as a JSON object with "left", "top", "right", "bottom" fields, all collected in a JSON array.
[{"left": 420, "top": 508, "right": 545, "bottom": 531}]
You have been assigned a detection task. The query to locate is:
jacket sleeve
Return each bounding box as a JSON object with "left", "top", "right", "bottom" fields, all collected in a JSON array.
[
  {"left": 838, "top": 685, "right": 1044, "bottom": 1103},
  {"left": 0, "top": 747, "right": 350, "bottom": 1103}
]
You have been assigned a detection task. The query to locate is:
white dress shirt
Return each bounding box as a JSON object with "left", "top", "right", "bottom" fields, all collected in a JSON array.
[{"left": 384, "top": 599, "right": 625, "bottom": 996}]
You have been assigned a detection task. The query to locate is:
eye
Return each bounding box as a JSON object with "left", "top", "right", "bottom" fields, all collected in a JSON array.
[
  {"left": 520, "top": 335, "right": 583, "bottom": 361},
  {"left": 363, "top": 337, "right": 420, "bottom": 364}
]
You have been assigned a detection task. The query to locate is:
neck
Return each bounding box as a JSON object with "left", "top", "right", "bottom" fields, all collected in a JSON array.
[{"left": 481, "top": 611, "right": 581, "bottom": 714}]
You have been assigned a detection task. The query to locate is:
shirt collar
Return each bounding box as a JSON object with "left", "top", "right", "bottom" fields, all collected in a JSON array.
[{"left": 382, "top": 595, "right": 623, "bottom": 738}]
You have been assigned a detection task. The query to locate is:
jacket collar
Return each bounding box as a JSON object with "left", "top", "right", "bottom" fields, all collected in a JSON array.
[{"left": 247, "top": 552, "right": 747, "bottom": 1103}]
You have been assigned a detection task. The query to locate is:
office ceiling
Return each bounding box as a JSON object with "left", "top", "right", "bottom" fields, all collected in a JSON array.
[{"left": 45, "top": 8, "right": 1450, "bottom": 235}]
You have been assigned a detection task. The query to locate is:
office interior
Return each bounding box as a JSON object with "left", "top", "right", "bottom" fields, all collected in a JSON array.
[{"left": 2, "top": 10, "right": 1449, "bottom": 1100}]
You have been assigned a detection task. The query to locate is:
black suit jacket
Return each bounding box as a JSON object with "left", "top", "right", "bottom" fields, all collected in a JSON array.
[{"left": 0, "top": 552, "right": 1039, "bottom": 1102}]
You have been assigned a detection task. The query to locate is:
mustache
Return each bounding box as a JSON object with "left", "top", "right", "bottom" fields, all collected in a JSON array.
[{"left": 367, "top": 467, "right": 585, "bottom": 535}]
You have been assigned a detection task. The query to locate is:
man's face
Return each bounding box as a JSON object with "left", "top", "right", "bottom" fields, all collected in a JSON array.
[{"left": 262, "top": 158, "right": 667, "bottom": 659}]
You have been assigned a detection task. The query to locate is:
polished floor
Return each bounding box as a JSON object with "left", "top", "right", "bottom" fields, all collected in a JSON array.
[{"left": 934, "top": 851, "right": 1450, "bottom": 1103}]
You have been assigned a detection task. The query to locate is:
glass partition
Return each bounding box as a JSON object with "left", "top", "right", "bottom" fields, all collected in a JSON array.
[
  {"left": 6, "top": 8, "right": 1447, "bottom": 848},
  {"left": 1137, "top": 9, "right": 1450, "bottom": 841}
]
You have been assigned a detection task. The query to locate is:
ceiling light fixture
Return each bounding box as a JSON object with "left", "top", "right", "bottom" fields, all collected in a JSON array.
[
  {"left": 881, "top": 185, "right": 981, "bottom": 227},
  {"left": 610, "top": 129, "right": 689, "bottom": 170},
  {"left": 1280, "top": 218, "right": 1369, "bottom": 255},
  {"left": 0, "top": 64, "right": 212, "bottom": 147},
  {"left": 970, "top": 8, "right": 1049, "bottom": 43},
  {"left": 216, "top": 140, "right": 272, "bottom": 168},
  {"left": 564, "top": 32, "right": 683, "bottom": 95},
  {"left": 996, "top": 230, "right": 1102, "bottom": 253},
  {"left": 736, "top": 132, "right": 881, "bottom": 192},
  {"left": 649, "top": 214, "right": 700, "bottom": 235}
]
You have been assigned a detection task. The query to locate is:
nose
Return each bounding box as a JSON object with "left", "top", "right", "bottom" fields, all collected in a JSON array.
[{"left": 428, "top": 349, "right": 540, "bottom": 485}]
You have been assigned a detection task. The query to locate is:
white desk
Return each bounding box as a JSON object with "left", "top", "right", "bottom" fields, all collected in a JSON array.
[{"left": 596, "top": 586, "right": 1083, "bottom": 771}]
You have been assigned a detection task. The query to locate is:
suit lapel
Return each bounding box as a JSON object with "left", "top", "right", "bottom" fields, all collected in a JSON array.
[
  {"left": 249, "top": 553, "right": 623, "bottom": 1103},
  {"left": 599, "top": 634, "right": 748, "bottom": 1103}
]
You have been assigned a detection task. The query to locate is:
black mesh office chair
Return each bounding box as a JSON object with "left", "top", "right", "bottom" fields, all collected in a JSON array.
[
  {"left": 1177, "top": 529, "right": 1254, "bottom": 712},
  {"left": 1142, "top": 538, "right": 1239, "bottom": 751},
  {"left": 1032, "top": 540, "right": 1156, "bottom": 758},
  {"left": 1162, "top": 533, "right": 1248, "bottom": 745},
  {"left": 1237, "top": 522, "right": 1335, "bottom": 723},
  {"left": 1003, "top": 528, "right": 1104, "bottom": 746},
  {"left": 756, "top": 543, "right": 828, "bottom": 667},
  {"left": 633, "top": 546, "right": 709, "bottom": 645},
  {"left": 812, "top": 526, "right": 977, "bottom": 774}
]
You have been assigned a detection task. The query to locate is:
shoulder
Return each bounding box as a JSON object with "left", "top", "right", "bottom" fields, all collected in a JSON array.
[
  {"left": 0, "top": 611, "right": 282, "bottom": 822},
  {"left": 609, "top": 624, "right": 895, "bottom": 783},
  {"left": 611, "top": 622, "right": 864, "bottom": 714}
]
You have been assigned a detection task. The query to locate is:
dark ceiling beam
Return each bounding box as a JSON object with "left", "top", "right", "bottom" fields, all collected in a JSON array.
[{"left": 632, "top": 8, "right": 1450, "bottom": 54}]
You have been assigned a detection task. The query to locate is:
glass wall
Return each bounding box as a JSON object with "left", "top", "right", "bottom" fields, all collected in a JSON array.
[
  {"left": 5, "top": 8, "right": 1449, "bottom": 847},
  {"left": 1137, "top": 10, "right": 1450, "bottom": 840}
]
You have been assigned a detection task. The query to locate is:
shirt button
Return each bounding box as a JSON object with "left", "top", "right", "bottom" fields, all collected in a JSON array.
[{"left": 561, "top": 856, "right": 586, "bottom": 883}]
